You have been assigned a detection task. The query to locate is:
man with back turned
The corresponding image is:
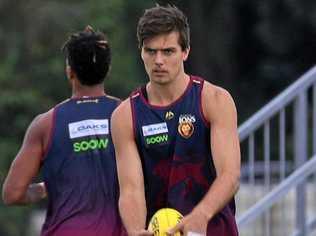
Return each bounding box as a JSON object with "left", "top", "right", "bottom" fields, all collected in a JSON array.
[{"left": 3, "top": 26, "right": 124, "bottom": 236}]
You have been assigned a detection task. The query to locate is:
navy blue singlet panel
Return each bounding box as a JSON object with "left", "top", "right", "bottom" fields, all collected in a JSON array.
[{"left": 41, "top": 96, "right": 125, "bottom": 236}]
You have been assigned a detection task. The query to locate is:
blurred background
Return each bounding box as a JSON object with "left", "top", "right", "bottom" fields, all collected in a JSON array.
[{"left": 0, "top": 0, "right": 315, "bottom": 235}]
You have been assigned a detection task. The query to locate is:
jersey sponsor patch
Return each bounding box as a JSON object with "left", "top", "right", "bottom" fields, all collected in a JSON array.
[
  {"left": 145, "top": 134, "right": 169, "bottom": 145},
  {"left": 142, "top": 122, "right": 168, "bottom": 137},
  {"left": 73, "top": 138, "right": 109, "bottom": 152},
  {"left": 68, "top": 119, "right": 109, "bottom": 139}
]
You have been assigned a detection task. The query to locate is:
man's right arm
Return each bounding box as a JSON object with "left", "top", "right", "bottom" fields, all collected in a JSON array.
[
  {"left": 111, "top": 99, "right": 151, "bottom": 236},
  {"left": 2, "top": 112, "right": 51, "bottom": 205}
]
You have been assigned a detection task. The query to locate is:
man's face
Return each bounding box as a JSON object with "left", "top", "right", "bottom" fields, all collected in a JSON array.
[{"left": 141, "top": 31, "right": 189, "bottom": 85}]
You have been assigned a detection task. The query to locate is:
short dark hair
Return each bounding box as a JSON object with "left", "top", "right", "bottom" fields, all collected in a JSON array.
[
  {"left": 62, "top": 26, "right": 111, "bottom": 86},
  {"left": 137, "top": 5, "right": 190, "bottom": 51}
]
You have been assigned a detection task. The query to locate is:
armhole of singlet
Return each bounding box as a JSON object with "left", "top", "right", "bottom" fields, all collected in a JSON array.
[
  {"left": 41, "top": 106, "right": 57, "bottom": 163},
  {"left": 129, "top": 93, "right": 138, "bottom": 140},
  {"left": 117, "top": 99, "right": 122, "bottom": 106},
  {"left": 198, "top": 78, "right": 211, "bottom": 128}
]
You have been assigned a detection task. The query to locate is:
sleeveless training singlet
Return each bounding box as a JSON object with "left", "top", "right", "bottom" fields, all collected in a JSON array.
[
  {"left": 41, "top": 96, "right": 124, "bottom": 236},
  {"left": 130, "top": 76, "right": 238, "bottom": 235}
]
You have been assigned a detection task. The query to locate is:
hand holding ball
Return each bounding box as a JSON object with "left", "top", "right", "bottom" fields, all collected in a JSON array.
[{"left": 148, "top": 208, "right": 183, "bottom": 236}]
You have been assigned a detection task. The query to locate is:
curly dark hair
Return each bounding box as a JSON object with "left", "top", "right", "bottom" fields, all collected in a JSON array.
[
  {"left": 137, "top": 5, "right": 190, "bottom": 51},
  {"left": 62, "top": 26, "right": 111, "bottom": 86}
]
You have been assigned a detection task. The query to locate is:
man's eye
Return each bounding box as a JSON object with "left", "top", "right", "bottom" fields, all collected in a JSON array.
[
  {"left": 163, "top": 49, "right": 173, "bottom": 55},
  {"left": 146, "top": 49, "right": 156, "bottom": 55}
]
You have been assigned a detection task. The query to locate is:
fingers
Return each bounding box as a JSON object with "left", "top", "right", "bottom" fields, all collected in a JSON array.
[
  {"left": 187, "top": 232, "right": 204, "bottom": 236},
  {"left": 38, "top": 182, "right": 47, "bottom": 198},
  {"left": 167, "top": 220, "right": 183, "bottom": 235},
  {"left": 138, "top": 229, "right": 154, "bottom": 236},
  {"left": 166, "top": 217, "right": 206, "bottom": 236}
]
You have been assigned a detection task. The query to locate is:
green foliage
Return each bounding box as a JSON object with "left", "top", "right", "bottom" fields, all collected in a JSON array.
[
  {"left": 84, "top": 0, "right": 149, "bottom": 98},
  {"left": 0, "top": 205, "right": 32, "bottom": 236}
]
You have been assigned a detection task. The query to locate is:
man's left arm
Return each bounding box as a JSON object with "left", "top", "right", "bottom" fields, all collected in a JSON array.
[
  {"left": 195, "top": 84, "right": 240, "bottom": 219},
  {"left": 168, "top": 84, "right": 240, "bottom": 235}
]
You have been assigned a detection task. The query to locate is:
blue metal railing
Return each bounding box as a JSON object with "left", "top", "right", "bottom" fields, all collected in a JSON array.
[
  {"left": 237, "top": 156, "right": 316, "bottom": 228},
  {"left": 237, "top": 66, "right": 316, "bottom": 236}
]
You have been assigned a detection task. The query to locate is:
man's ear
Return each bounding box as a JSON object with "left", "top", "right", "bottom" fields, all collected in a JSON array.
[
  {"left": 183, "top": 46, "right": 190, "bottom": 61},
  {"left": 66, "top": 65, "right": 75, "bottom": 80},
  {"left": 140, "top": 47, "right": 145, "bottom": 61}
]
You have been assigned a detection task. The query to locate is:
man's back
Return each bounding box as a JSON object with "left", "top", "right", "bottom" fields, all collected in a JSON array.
[
  {"left": 2, "top": 26, "right": 126, "bottom": 236},
  {"left": 41, "top": 96, "right": 123, "bottom": 236}
]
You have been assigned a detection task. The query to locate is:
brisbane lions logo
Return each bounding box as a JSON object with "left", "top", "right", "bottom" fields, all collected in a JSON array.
[{"left": 178, "top": 114, "right": 195, "bottom": 138}]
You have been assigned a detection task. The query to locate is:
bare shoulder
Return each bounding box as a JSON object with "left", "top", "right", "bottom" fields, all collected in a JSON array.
[
  {"left": 24, "top": 108, "right": 54, "bottom": 149},
  {"left": 111, "top": 98, "right": 133, "bottom": 132},
  {"left": 29, "top": 109, "right": 54, "bottom": 133},
  {"left": 202, "top": 81, "right": 235, "bottom": 105},
  {"left": 112, "top": 98, "right": 132, "bottom": 122},
  {"left": 202, "top": 81, "right": 237, "bottom": 123}
]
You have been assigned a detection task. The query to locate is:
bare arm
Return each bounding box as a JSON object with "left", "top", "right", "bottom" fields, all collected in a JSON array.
[
  {"left": 111, "top": 99, "right": 150, "bottom": 235},
  {"left": 193, "top": 84, "right": 240, "bottom": 219},
  {"left": 2, "top": 112, "right": 51, "bottom": 205},
  {"left": 169, "top": 83, "right": 240, "bottom": 235}
]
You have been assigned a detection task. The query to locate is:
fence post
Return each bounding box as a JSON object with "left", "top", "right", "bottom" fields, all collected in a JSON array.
[{"left": 294, "top": 92, "right": 308, "bottom": 235}]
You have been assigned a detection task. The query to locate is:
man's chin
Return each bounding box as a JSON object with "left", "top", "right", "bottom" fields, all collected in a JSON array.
[{"left": 151, "top": 77, "right": 170, "bottom": 85}]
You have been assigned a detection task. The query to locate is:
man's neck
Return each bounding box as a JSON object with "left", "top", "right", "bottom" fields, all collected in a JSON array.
[
  {"left": 71, "top": 83, "right": 105, "bottom": 98},
  {"left": 146, "top": 73, "right": 190, "bottom": 106}
]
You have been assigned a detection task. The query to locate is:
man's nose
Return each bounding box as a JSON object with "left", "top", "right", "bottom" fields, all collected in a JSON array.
[{"left": 154, "top": 51, "right": 164, "bottom": 65}]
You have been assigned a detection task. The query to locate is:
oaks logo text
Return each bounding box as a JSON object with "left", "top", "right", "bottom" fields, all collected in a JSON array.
[{"left": 68, "top": 119, "right": 109, "bottom": 139}]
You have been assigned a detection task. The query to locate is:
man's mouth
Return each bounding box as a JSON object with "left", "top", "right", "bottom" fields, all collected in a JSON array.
[{"left": 153, "top": 69, "right": 167, "bottom": 74}]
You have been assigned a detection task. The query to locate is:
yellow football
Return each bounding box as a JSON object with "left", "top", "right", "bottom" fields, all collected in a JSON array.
[{"left": 148, "top": 208, "right": 183, "bottom": 236}]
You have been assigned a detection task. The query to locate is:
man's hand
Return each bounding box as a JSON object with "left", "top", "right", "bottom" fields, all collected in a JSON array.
[
  {"left": 27, "top": 182, "right": 47, "bottom": 203},
  {"left": 129, "top": 229, "right": 153, "bottom": 236},
  {"left": 167, "top": 209, "right": 208, "bottom": 236}
]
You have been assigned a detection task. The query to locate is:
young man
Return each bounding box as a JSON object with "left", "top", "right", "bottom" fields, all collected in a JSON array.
[
  {"left": 2, "top": 26, "right": 124, "bottom": 236},
  {"left": 111, "top": 5, "right": 240, "bottom": 236}
]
